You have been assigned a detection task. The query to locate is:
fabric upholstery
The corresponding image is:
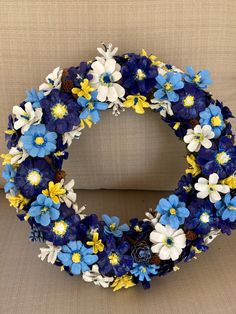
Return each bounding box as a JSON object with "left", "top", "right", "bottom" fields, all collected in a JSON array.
[
  {"left": 0, "top": 190, "right": 235, "bottom": 314},
  {"left": 0, "top": 0, "right": 236, "bottom": 190}
]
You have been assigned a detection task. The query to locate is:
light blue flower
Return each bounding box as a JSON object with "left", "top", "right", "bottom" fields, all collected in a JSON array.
[
  {"left": 21, "top": 124, "right": 57, "bottom": 157},
  {"left": 156, "top": 194, "right": 190, "bottom": 229},
  {"left": 57, "top": 240, "right": 98, "bottom": 275},
  {"left": 154, "top": 72, "right": 184, "bottom": 102},
  {"left": 215, "top": 193, "right": 236, "bottom": 222},
  {"left": 28, "top": 194, "right": 60, "bottom": 226},
  {"left": 183, "top": 66, "right": 212, "bottom": 89},
  {"left": 2, "top": 164, "right": 17, "bottom": 194},
  {"left": 199, "top": 104, "right": 225, "bottom": 138},
  {"left": 102, "top": 214, "right": 129, "bottom": 237},
  {"left": 26, "top": 88, "right": 45, "bottom": 108},
  {"left": 130, "top": 263, "right": 159, "bottom": 282},
  {"left": 77, "top": 91, "right": 108, "bottom": 123}
]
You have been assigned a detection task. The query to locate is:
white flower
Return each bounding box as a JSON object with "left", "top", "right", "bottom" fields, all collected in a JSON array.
[
  {"left": 12, "top": 102, "right": 42, "bottom": 133},
  {"left": 59, "top": 179, "right": 77, "bottom": 208},
  {"left": 89, "top": 58, "right": 125, "bottom": 102},
  {"left": 9, "top": 142, "right": 28, "bottom": 165},
  {"left": 38, "top": 241, "right": 61, "bottom": 264},
  {"left": 150, "top": 223, "right": 186, "bottom": 261},
  {"left": 184, "top": 125, "right": 214, "bottom": 152},
  {"left": 62, "top": 124, "right": 84, "bottom": 146},
  {"left": 108, "top": 98, "right": 125, "bottom": 116},
  {"left": 204, "top": 229, "right": 220, "bottom": 245},
  {"left": 96, "top": 42, "right": 118, "bottom": 61},
  {"left": 150, "top": 99, "right": 173, "bottom": 117},
  {"left": 82, "top": 264, "right": 114, "bottom": 288},
  {"left": 144, "top": 208, "right": 160, "bottom": 226},
  {"left": 39, "top": 66, "right": 63, "bottom": 96},
  {"left": 194, "top": 173, "right": 230, "bottom": 203}
]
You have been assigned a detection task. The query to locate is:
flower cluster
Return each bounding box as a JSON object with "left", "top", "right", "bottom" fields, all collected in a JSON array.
[{"left": 2, "top": 44, "right": 236, "bottom": 292}]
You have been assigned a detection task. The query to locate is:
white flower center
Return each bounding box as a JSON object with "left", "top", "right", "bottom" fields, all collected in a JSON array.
[{"left": 200, "top": 212, "right": 210, "bottom": 223}]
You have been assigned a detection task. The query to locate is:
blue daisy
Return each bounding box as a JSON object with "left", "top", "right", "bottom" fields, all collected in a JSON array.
[
  {"left": 156, "top": 194, "right": 190, "bottom": 229},
  {"left": 57, "top": 240, "right": 98, "bottom": 275},
  {"left": 183, "top": 66, "right": 212, "bottom": 89},
  {"left": 154, "top": 72, "right": 184, "bottom": 102},
  {"left": 21, "top": 124, "right": 57, "bottom": 158},
  {"left": 199, "top": 104, "right": 225, "bottom": 138}
]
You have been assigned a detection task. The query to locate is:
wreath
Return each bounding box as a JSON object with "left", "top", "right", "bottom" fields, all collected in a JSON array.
[{"left": 2, "top": 43, "right": 236, "bottom": 291}]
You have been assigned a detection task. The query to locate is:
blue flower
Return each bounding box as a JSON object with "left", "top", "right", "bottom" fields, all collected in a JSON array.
[
  {"left": 97, "top": 238, "right": 133, "bottom": 276},
  {"left": 57, "top": 240, "right": 98, "bottom": 275},
  {"left": 175, "top": 174, "right": 194, "bottom": 202},
  {"left": 215, "top": 193, "right": 236, "bottom": 222},
  {"left": 28, "top": 194, "right": 60, "bottom": 226},
  {"left": 197, "top": 136, "right": 236, "bottom": 179},
  {"left": 40, "top": 89, "right": 81, "bottom": 134},
  {"left": 2, "top": 164, "right": 17, "bottom": 194},
  {"left": 131, "top": 263, "right": 159, "bottom": 282},
  {"left": 51, "top": 136, "right": 69, "bottom": 169},
  {"left": 15, "top": 157, "right": 55, "bottom": 198},
  {"left": 127, "top": 218, "right": 153, "bottom": 242},
  {"left": 26, "top": 88, "right": 44, "bottom": 108},
  {"left": 63, "top": 62, "right": 93, "bottom": 90},
  {"left": 199, "top": 104, "right": 225, "bottom": 138},
  {"left": 154, "top": 72, "right": 184, "bottom": 102},
  {"left": 102, "top": 214, "right": 129, "bottom": 237},
  {"left": 156, "top": 194, "right": 190, "bottom": 229},
  {"left": 183, "top": 66, "right": 212, "bottom": 89},
  {"left": 121, "top": 54, "right": 158, "bottom": 95},
  {"left": 21, "top": 124, "right": 57, "bottom": 158},
  {"left": 172, "top": 83, "right": 210, "bottom": 119},
  {"left": 5, "top": 114, "right": 20, "bottom": 150},
  {"left": 77, "top": 91, "right": 108, "bottom": 123},
  {"left": 186, "top": 199, "right": 215, "bottom": 235}
]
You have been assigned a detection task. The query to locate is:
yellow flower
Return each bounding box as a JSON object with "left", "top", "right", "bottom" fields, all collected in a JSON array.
[
  {"left": 140, "top": 49, "right": 161, "bottom": 66},
  {"left": 220, "top": 175, "right": 236, "bottom": 189},
  {"left": 124, "top": 95, "right": 150, "bottom": 114},
  {"left": 42, "top": 181, "right": 66, "bottom": 204},
  {"left": 185, "top": 154, "right": 201, "bottom": 177},
  {"left": 110, "top": 274, "right": 136, "bottom": 292},
  {"left": 1, "top": 153, "right": 12, "bottom": 165},
  {"left": 86, "top": 232, "right": 104, "bottom": 254},
  {"left": 72, "top": 79, "right": 94, "bottom": 100},
  {"left": 7, "top": 194, "right": 29, "bottom": 210},
  {"left": 80, "top": 117, "right": 93, "bottom": 128}
]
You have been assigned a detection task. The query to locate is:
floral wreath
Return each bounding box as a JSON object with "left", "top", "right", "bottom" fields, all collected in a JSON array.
[{"left": 2, "top": 43, "right": 236, "bottom": 291}]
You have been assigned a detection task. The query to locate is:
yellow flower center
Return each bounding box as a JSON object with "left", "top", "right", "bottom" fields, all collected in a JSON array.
[
  {"left": 169, "top": 208, "right": 176, "bottom": 215},
  {"left": 134, "top": 225, "right": 143, "bottom": 232},
  {"left": 27, "top": 171, "right": 41, "bottom": 186},
  {"left": 200, "top": 212, "right": 210, "bottom": 223},
  {"left": 136, "top": 69, "right": 146, "bottom": 80},
  {"left": 164, "top": 82, "right": 173, "bottom": 91},
  {"left": 216, "top": 152, "right": 231, "bottom": 165},
  {"left": 193, "top": 74, "right": 201, "bottom": 83},
  {"left": 183, "top": 184, "right": 192, "bottom": 192},
  {"left": 228, "top": 205, "right": 236, "bottom": 211},
  {"left": 183, "top": 95, "right": 195, "bottom": 107},
  {"left": 109, "top": 223, "right": 116, "bottom": 231},
  {"left": 41, "top": 206, "right": 49, "bottom": 213},
  {"left": 88, "top": 102, "right": 94, "bottom": 110},
  {"left": 34, "top": 136, "right": 45, "bottom": 145},
  {"left": 72, "top": 253, "right": 81, "bottom": 263},
  {"left": 108, "top": 253, "right": 120, "bottom": 265},
  {"left": 51, "top": 103, "right": 68, "bottom": 119},
  {"left": 140, "top": 266, "right": 147, "bottom": 273},
  {"left": 53, "top": 221, "right": 68, "bottom": 236},
  {"left": 173, "top": 122, "right": 180, "bottom": 130},
  {"left": 211, "top": 116, "right": 222, "bottom": 127}
]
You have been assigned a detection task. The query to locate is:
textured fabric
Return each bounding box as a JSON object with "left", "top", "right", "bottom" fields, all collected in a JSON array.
[
  {"left": 0, "top": 190, "right": 236, "bottom": 314},
  {"left": 0, "top": 1, "right": 236, "bottom": 190}
]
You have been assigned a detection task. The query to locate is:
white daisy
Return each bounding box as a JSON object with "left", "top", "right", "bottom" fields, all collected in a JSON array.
[
  {"left": 89, "top": 58, "right": 125, "bottom": 102},
  {"left": 39, "top": 66, "right": 63, "bottom": 96},
  {"left": 150, "top": 223, "right": 186, "bottom": 261},
  {"left": 12, "top": 102, "right": 42, "bottom": 134},
  {"left": 82, "top": 264, "right": 114, "bottom": 288},
  {"left": 184, "top": 124, "right": 215, "bottom": 152},
  {"left": 194, "top": 173, "right": 230, "bottom": 203},
  {"left": 150, "top": 99, "right": 173, "bottom": 117}
]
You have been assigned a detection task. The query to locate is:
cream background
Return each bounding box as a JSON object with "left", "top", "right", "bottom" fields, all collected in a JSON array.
[{"left": 0, "top": 0, "right": 236, "bottom": 190}]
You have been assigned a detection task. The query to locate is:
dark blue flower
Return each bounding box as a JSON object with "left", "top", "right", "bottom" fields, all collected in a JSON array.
[
  {"left": 76, "top": 214, "right": 101, "bottom": 242},
  {"left": 186, "top": 199, "right": 215, "bottom": 235},
  {"left": 197, "top": 136, "right": 236, "bottom": 179},
  {"left": 15, "top": 157, "right": 55, "bottom": 198},
  {"left": 5, "top": 114, "right": 20, "bottom": 149},
  {"left": 183, "top": 238, "right": 208, "bottom": 262},
  {"left": 173, "top": 83, "right": 210, "bottom": 119},
  {"left": 26, "top": 88, "right": 45, "bottom": 108},
  {"left": 126, "top": 218, "right": 153, "bottom": 242},
  {"left": 121, "top": 54, "right": 158, "bottom": 95},
  {"left": 98, "top": 238, "right": 133, "bottom": 277},
  {"left": 215, "top": 100, "right": 234, "bottom": 120},
  {"left": 200, "top": 104, "right": 225, "bottom": 138},
  {"left": 154, "top": 72, "right": 184, "bottom": 102},
  {"left": 64, "top": 62, "right": 93, "bottom": 89},
  {"left": 175, "top": 174, "right": 195, "bottom": 202},
  {"left": 40, "top": 89, "right": 81, "bottom": 134},
  {"left": 183, "top": 66, "right": 212, "bottom": 89},
  {"left": 29, "top": 225, "right": 44, "bottom": 242},
  {"left": 51, "top": 136, "right": 69, "bottom": 169}
]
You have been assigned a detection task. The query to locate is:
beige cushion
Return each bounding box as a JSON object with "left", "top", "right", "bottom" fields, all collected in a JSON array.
[
  {"left": 0, "top": 190, "right": 236, "bottom": 313},
  {"left": 0, "top": 1, "right": 236, "bottom": 190}
]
